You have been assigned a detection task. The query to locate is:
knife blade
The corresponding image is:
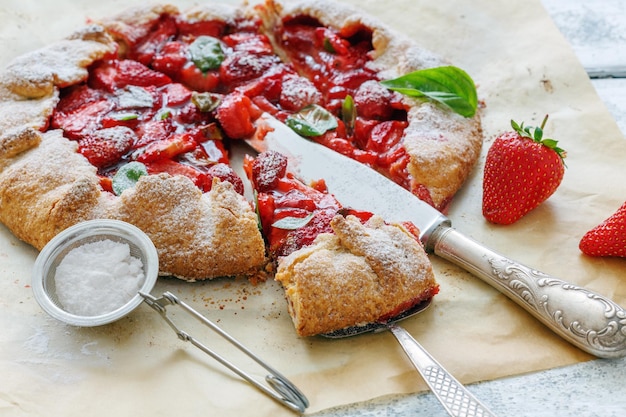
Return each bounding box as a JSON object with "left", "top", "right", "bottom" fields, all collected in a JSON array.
[{"left": 245, "top": 113, "right": 626, "bottom": 359}]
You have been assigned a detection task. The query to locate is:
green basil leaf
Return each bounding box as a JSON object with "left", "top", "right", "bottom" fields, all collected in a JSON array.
[
  {"left": 323, "top": 38, "right": 336, "bottom": 53},
  {"left": 189, "top": 36, "right": 225, "bottom": 73},
  {"left": 157, "top": 108, "right": 172, "bottom": 120},
  {"left": 272, "top": 213, "right": 315, "bottom": 230},
  {"left": 191, "top": 91, "right": 222, "bottom": 113},
  {"left": 112, "top": 161, "right": 148, "bottom": 196},
  {"left": 342, "top": 95, "right": 356, "bottom": 135},
  {"left": 110, "top": 112, "right": 139, "bottom": 121},
  {"left": 380, "top": 66, "right": 478, "bottom": 118},
  {"left": 285, "top": 104, "right": 338, "bottom": 137}
]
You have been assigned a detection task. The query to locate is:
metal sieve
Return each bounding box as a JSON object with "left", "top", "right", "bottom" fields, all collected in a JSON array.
[
  {"left": 31, "top": 219, "right": 308, "bottom": 413},
  {"left": 32, "top": 219, "right": 159, "bottom": 327}
]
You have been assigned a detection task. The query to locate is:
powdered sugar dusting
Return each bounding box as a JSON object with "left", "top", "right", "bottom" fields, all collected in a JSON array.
[
  {"left": 279, "top": 74, "right": 322, "bottom": 111},
  {"left": 91, "top": 126, "right": 136, "bottom": 152},
  {"left": 54, "top": 239, "right": 145, "bottom": 316}
]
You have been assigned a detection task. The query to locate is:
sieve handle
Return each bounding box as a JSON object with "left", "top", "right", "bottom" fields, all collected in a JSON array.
[{"left": 140, "top": 291, "right": 309, "bottom": 413}]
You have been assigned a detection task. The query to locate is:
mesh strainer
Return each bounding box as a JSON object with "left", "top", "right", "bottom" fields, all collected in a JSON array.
[
  {"left": 32, "top": 219, "right": 158, "bottom": 327},
  {"left": 31, "top": 219, "right": 308, "bottom": 413}
]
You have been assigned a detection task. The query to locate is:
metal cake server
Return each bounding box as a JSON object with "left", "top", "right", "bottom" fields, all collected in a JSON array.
[
  {"left": 245, "top": 113, "right": 626, "bottom": 359},
  {"left": 324, "top": 299, "right": 497, "bottom": 417}
]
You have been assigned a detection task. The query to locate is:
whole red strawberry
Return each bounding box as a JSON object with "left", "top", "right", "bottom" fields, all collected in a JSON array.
[
  {"left": 579, "top": 201, "right": 626, "bottom": 257},
  {"left": 482, "top": 116, "right": 566, "bottom": 225}
]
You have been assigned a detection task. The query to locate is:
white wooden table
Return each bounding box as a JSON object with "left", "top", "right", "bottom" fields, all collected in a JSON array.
[{"left": 319, "top": 1, "right": 626, "bottom": 415}]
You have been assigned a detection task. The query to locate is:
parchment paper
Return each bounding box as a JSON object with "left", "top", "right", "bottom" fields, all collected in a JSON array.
[{"left": 1, "top": 0, "right": 626, "bottom": 416}]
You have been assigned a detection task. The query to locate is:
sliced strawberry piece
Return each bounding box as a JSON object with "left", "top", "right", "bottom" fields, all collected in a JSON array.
[
  {"left": 251, "top": 95, "right": 281, "bottom": 116},
  {"left": 174, "top": 101, "right": 213, "bottom": 125},
  {"left": 135, "top": 118, "right": 176, "bottom": 148},
  {"left": 224, "top": 33, "right": 274, "bottom": 55},
  {"left": 329, "top": 68, "right": 376, "bottom": 90},
  {"left": 199, "top": 139, "right": 229, "bottom": 164},
  {"left": 275, "top": 208, "right": 337, "bottom": 257},
  {"left": 351, "top": 118, "right": 378, "bottom": 149},
  {"left": 249, "top": 150, "right": 288, "bottom": 192},
  {"left": 177, "top": 138, "right": 228, "bottom": 168},
  {"left": 314, "top": 27, "right": 350, "bottom": 55},
  {"left": 99, "top": 176, "right": 114, "bottom": 193},
  {"left": 100, "top": 112, "right": 142, "bottom": 130},
  {"left": 219, "top": 50, "right": 281, "bottom": 87},
  {"left": 354, "top": 80, "right": 395, "bottom": 120},
  {"left": 131, "top": 14, "right": 179, "bottom": 65},
  {"left": 279, "top": 23, "right": 315, "bottom": 52},
  {"left": 215, "top": 93, "right": 261, "bottom": 139},
  {"left": 176, "top": 19, "right": 226, "bottom": 38},
  {"left": 77, "top": 126, "right": 136, "bottom": 169},
  {"left": 179, "top": 64, "right": 220, "bottom": 92},
  {"left": 205, "top": 163, "right": 244, "bottom": 195},
  {"left": 89, "top": 59, "right": 172, "bottom": 92},
  {"left": 55, "top": 84, "right": 104, "bottom": 114},
  {"left": 255, "top": 193, "right": 276, "bottom": 235},
  {"left": 136, "top": 132, "right": 197, "bottom": 163},
  {"left": 236, "top": 69, "right": 286, "bottom": 101},
  {"left": 317, "top": 134, "right": 355, "bottom": 159},
  {"left": 274, "top": 189, "right": 317, "bottom": 211},
  {"left": 51, "top": 99, "right": 113, "bottom": 139},
  {"left": 151, "top": 41, "right": 189, "bottom": 78},
  {"left": 162, "top": 82, "right": 192, "bottom": 107},
  {"left": 366, "top": 120, "right": 406, "bottom": 154},
  {"left": 340, "top": 208, "right": 375, "bottom": 224},
  {"left": 144, "top": 159, "right": 211, "bottom": 192},
  {"left": 278, "top": 74, "right": 322, "bottom": 112}
]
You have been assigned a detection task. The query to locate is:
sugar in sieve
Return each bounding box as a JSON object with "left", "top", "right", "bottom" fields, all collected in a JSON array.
[{"left": 31, "top": 219, "right": 309, "bottom": 413}]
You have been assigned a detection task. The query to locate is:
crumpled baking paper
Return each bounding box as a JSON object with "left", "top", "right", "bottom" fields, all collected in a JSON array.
[{"left": 1, "top": 0, "right": 625, "bottom": 415}]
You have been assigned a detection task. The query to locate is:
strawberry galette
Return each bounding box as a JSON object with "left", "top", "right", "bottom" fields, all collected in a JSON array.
[{"left": 0, "top": 0, "right": 482, "bottom": 284}]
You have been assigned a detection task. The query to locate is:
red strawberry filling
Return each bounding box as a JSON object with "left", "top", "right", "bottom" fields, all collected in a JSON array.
[
  {"left": 244, "top": 150, "right": 374, "bottom": 258},
  {"left": 46, "top": 9, "right": 431, "bottom": 205}
]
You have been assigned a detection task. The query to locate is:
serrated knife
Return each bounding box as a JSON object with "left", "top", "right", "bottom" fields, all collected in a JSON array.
[{"left": 245, "top": 113, "right": 626, "bottom": 359}]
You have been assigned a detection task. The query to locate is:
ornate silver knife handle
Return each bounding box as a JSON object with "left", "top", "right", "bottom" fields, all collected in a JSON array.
[{"left": 429, "top": 224, "right": 626, "bottom": 359}]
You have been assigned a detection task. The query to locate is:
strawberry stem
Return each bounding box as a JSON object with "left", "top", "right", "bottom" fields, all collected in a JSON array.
[{"left": 510, "top": 115, "right": 567, "bottom": 166}]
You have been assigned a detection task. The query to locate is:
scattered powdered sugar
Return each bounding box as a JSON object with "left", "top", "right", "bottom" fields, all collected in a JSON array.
[
  {"left": 90, "top": 126, "right": 136, "bottom": 152},
  {"left": 279, "top": 74, "right": 322, "bottom": 111},
  {"left": 54, "top": 239, "right": 145, "bottom": 317}
]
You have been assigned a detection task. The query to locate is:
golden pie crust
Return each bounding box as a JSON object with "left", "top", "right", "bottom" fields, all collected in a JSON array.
[{"left": 275, "top": 215, "right": 438, "bottom": 336}]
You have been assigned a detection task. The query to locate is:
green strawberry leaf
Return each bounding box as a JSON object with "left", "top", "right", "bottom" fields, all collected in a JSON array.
[
  {"left": 272, "top": 213, "right": 315, "bottom": 230},
  {"left": 189, "top": 36, "right": 225, "bottom": 73},
  {"left": 380, "top": 66, "right": 478, "bottom": 118},
  {"left": 112, "top": 161, "right": 148, "bottom": 196},
  {"left": 286, "top": 104, "right": 338, "bottom": 137},
  {"left": 511, "top": 115, "right": 567, "bottom": 164}
]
